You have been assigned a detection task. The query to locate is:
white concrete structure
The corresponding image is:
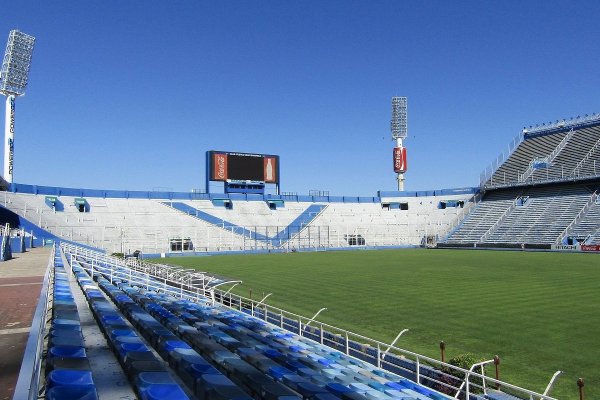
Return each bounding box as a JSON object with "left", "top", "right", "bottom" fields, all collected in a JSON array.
[{"left": 2, "top": 189, "right": 476, "bottom": 254}]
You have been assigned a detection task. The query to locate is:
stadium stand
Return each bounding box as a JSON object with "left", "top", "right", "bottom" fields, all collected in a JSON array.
[
  {"left": 49, "top": 243, "right": 462, "bottom": 400},
  {"left": 1, "top": 186, "right": 476, "bottom": 254},
  {"left": 445, "top": 183, "right": 599, "bottom": 245},
  {"left": 443, "top": 189, "right": 520, "bottom": 244},
  {"left": 483, "top": 117, "right": 600, "bottom": 189},
  {"left": 444, "top": 117, "right": 600, "bottom": 247}
]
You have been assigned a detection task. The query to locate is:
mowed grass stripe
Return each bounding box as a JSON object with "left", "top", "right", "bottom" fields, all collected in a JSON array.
[{"left": 151, "top": 249, "right": 599, "bottom": 399}]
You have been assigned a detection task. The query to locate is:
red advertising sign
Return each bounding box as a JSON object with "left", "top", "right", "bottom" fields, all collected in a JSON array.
[
  {"left": 581, "top": 245, "right": 600, "bottom": 252},
  {"left": 393, "top": 147, "right": 407, "bottom": 173},
  {"left": 264, "top": 156, "right": 277, "bottom": 183},
  {"left": 213, "top": 153, "right": 228, "bottom": 181}
]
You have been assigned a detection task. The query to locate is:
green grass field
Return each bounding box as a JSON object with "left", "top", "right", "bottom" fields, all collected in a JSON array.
[{"left": 150, "top": 249, "right": 599, "bottom": 399}]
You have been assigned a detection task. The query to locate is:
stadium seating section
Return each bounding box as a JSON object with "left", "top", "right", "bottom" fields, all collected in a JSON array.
[
  {"left": 37, "top": 243, "right": 459, "bottom": 400},
  {"left": 2, "top": 190, "right": 474, "bottom": 254},
  {"left": 484, "top": 123, "right": 600, "bottom": 188},
  {"left": 445, "top": 120, "right": 600, "bottom": 246},
  {"left": 445, "top": 183, "right": 600, "bottom": 245}
]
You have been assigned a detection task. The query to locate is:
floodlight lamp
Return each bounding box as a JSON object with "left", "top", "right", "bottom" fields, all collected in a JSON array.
[
  {"left": 391, "top": 96, "right": 407, "bottom": 140},
  {"left": 0, "top": 30, "right": 35, "bottom": 96}
]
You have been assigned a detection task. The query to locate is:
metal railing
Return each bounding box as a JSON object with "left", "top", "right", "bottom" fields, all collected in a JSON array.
[
  {"left": 61, "top": 242, "right": 559, "bottom": 400},
  {"left": 556, "top": 190, "right": 599, "bottom": 244},
  {"left": 480, "top": 131, "right": 524, "bottom": 188},
  {"left": 13, "top": 245, "right": 54, "bottom": 400},
  {"left": 480, "top": 197, "right": 520, "bottom": 242},
  {"left": 522, "top": 113, "right": 600, "bottom": 136},
  {"left": 443, "top": 193, "right": 482, "bottom": 242},
  {"left": 571, "top": 135, "right": 600, "bottom": 177}
]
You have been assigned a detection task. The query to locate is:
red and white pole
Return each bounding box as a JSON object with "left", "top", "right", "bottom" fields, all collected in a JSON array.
[{"left": 393, "top": 138, "right": 407, "bottom": 191}]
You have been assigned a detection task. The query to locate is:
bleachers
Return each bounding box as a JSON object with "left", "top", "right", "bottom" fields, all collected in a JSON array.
[
  {"left": 566, "top": 198, "right": 600, "bottom": 244},
  {"left": 484, "top": 122, "right": 600, "bottom": 188},
  {"left": 486, "top": 132, "right": 568, "bottom": 187},
  {"left": 445, "top": 183, "right": 599, "bottom": 245},
  {"left": 2, "top": 189, "right": 475, "bottom": 254},
  {"left": 61, "top": 243, "right": 464, "bottom": 400},
  {"left": 45, "top": 248, "right": 99, "bottom": 400},
  {"left": 483, "top": 186, "right": 592, "bottom": 244},
  {"left": 542, "top": 125, "right": 600, "bottom": 180},
  {"left": 444, "top": 190, "right": 521, "bottom": 243}
]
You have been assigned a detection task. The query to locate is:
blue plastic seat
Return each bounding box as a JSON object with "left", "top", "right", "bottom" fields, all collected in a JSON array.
[
  {"left": 45, "top": 386, "right": 99, "bottom": 400},
  {"left": 268, "top": 366, "right": 293, "bottom": 381},
  {"left": 162, "top": 340, "right": 191, "bottom": 354},
  {"left": 119, "top": 342, "right": 149, "bottom": 356},
  {"left": 140, "top": 384, "right": 190, "bottom": 400},
  {"left": 196, "top": 374, "right": 251, "bottom": 400},
  {"left": 187, "top": 362, "right": 220, "bottom": 377},
  {"left": 289, "top": 345, "right": 304, "bottom": 353},
  {"left": 349, "top": 383, "right": 372, "bottom": 393},
  {"left": 50, "top": 329, "right": 83, "bottom": 339},
  {"left": 47, "top": 370, "right": 94, "bottom": 389},
  {"left": 313, "top": 393, "right": 341, "bottom": 400},
  {"left": 49, "top": 346, "right": 87, "bottom": 359},
  {"left": 385, "top": 382, "right": 405, "bottom": 391},
  {"left": 114, "top": 336, "right": 144, "bottom": 345},
  {"left": 49, "top": 336, "right": 86, "bottom": 348},
  {"left": 296, "top": 381, "right": 329, "bottom": 398},
  {"left": 101, "top": 314, "right": 124, "bottom": 323},
  {"left": 109, "top": 328, "right": 137, "bottom": 339},
  {"left": 326, "top": 382, "right": 353, "bottom": 396},
  {"left": 365, "top": 391, "right": 391, "bottom": 399},
  {"left": 368, "top": 382, "right": 387, "bottom": 392},
  {"left": 136, "top": 371, "right": 177, "bottom": 389},
  {"left": 318, "top": 357, "right": 334, "bottom": 366},
  {"left": 52, "top": 321, "right": 81, "bottom": 331}
]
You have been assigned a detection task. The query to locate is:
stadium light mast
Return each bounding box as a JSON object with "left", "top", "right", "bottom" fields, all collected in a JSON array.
[
  {"left": 0, "top": 30, "right": 35, "bottom": 184},
  {"left": 391, "top": 97, "right": 408, "bottom": 191}
]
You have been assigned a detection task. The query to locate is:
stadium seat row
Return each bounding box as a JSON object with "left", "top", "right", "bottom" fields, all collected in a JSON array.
[
  {"left": 97, "top": 274, "right": 300, "bottom": 399},
  {"left": 46, "top": 249, "right": 99, "bottom": 400},
  {"left": 68, "top": 258, "right": 191, "bottom": 400},
  {"left": 65, "top": 250, "right": 453, "bottom": 400},
  {"left": 157, "top": 293, "right": 444, "bottom": 400}
]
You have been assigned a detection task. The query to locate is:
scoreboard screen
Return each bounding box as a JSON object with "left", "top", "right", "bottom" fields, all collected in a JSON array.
[{"left": 208, "top": 151, "right": 279, "bottom": 183}]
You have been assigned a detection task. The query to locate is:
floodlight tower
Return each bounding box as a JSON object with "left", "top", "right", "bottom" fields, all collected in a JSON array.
[
  {"left": 391, "top": 97, "right": 408, "bottom": 191},
  {"left": 0, "top": 30, "right": 35, "bottom": 184}
]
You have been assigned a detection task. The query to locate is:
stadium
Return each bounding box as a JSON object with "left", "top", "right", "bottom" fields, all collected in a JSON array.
[{"left": 1, "top": 7, "right": 599, "bottom": 400}]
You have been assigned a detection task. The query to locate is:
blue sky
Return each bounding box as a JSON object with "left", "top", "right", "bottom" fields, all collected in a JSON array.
[{"left": 2, "top": 1, "right": 599, "bottom": 196}]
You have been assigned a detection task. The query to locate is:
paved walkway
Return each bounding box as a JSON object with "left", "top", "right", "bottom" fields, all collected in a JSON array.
[{"left": 0, "top": 247, "right": 50, "bottom": 400}]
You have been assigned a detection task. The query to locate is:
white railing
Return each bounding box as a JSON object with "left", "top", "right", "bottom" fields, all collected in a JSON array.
[
  {"left": 571, "top": 135, "right": 600, "bottom": 177},
  {"left": 556, "top": 191, "right": 599, "bottom": 244},
  {"left": 522, "top": 113, "right": 600, "bottom": 136},
  {"left": 480, "top": 132, "right": 524, "bottom": 188},
  {"left": 442, "top": 193, "right": 482, "bottom": 242},
  {"left": 480, "top": 199, "right": 519, "bottom": 242},
  {"left": 61, "top": 242, "right": 560, "bottom": 400}
]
